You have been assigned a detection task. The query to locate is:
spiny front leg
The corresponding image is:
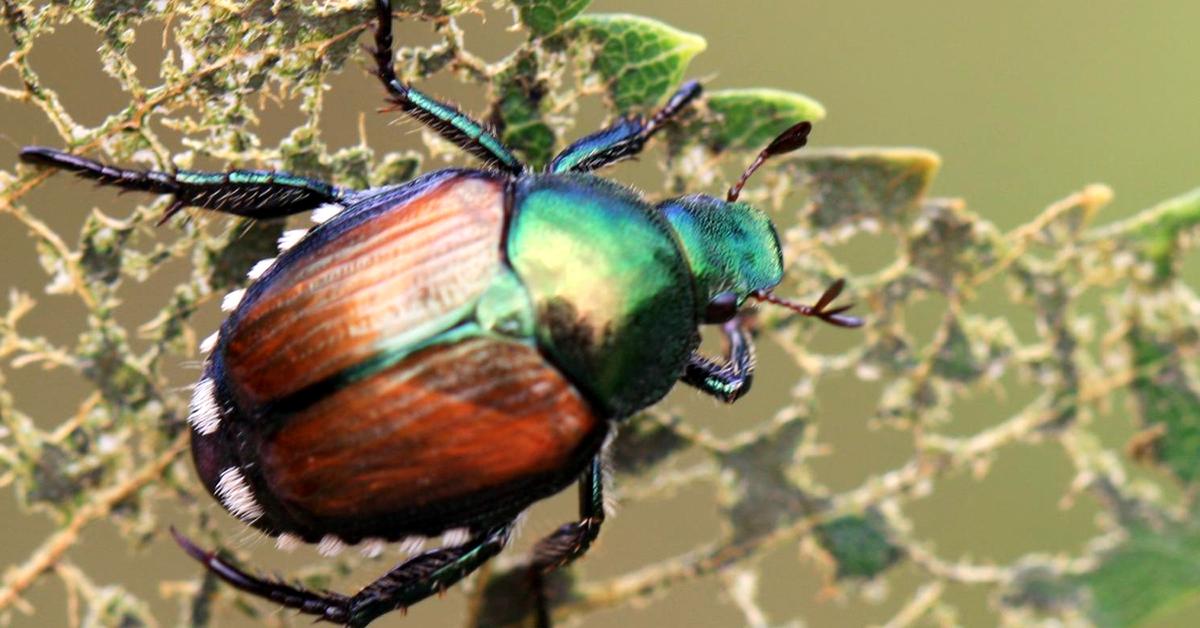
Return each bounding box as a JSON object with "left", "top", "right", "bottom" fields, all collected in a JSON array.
[{"left": 19, "top": 148, "right": 348, "bottom": 224}]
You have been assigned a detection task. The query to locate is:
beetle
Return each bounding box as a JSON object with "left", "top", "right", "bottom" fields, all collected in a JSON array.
[{"left": 18, "top": 1, "right": 861, "bottom": 625}]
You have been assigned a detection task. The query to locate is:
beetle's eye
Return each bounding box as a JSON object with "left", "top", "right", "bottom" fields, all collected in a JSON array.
[{"left": 704, "top": 292, "right": 740, "bottom": 323}]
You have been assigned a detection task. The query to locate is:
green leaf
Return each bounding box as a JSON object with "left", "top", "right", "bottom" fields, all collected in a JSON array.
[
  {"left": 815, "top": 513, "right": 902, "bottom": 580},
  {"left": 492, "top": 49, "right": 558, "bottom": 167},
  {"left": 510, "top": 0, "right": 591, "bottom": 36},
  {"left": 1126, "top": 321, "right": 1200, "bottom": 484},
  {"left": 566, "top": 14, "right": 706, "bottom": 110},
  {"left": 1077, "top": 518, "right": 1200, "bottom": 627},
  {"left": 686, "top": 88, "right": 825, "bottom": 153},
  {"left": 1090, "top": 187, "right": 1200, "bottom": 283}
]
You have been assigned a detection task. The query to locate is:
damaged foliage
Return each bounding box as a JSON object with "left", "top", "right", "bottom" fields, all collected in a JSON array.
[{"left": 1, "top": 1, "right": 1199, "bottom": 626}]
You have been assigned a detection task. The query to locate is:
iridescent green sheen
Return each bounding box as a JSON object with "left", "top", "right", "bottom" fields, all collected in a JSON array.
[
  {"left": 228, "top": 171, "right": 272, "bottom": 184},
  {"left": 407, "top": 87, "right": 521, "bottom": 171},
  {"left": 548, "top": 117, "right": 642, "bottom": 174},
  {"left": 508, "top": 174, "right": 698, "bottom": 417},
  {"left": 176, "top": 170, "right": 335, "bottom": 196},
  {"left": 658, "top": 194, "right": 783, "bottom": 311},
  {"left": 475, "top": 267, "right": 537, "bottom": 340},
  {"left": 176, "top": 171, "right": 225, "bottom": 185}
]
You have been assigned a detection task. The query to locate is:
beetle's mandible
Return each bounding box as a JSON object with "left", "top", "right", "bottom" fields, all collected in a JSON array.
[{"left": 19, "top": 1, "right": 861, "bottom": 625}]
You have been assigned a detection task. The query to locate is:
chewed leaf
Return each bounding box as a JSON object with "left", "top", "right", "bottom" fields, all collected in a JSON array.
[
  {"left": 907, "top": 199, "right": 999, "bottom": 290},
  {"left": 1077, "top": 518, "right": 1200, "bottom": 627},
  {"left": 510, "top": 0, "right": 591, "bottom": 36},
  {"left": 999, "top": 563, "right": 1085, "bottom": 615},
  {"left": 815, "top": 513, "right": 902, "bottom": 580},
  {"left": 717, "top": 419, "right": 817, "bottom": 542},
  {"left": 787, "top": 148, "right": 940, "bottom": 230},
  {"left": 392, "top": 0, "right": 477, "bottom": 17},
  {"left": 566, "top": 14, "right": 706, "bottom": 110},
  {"left": 684, "top": 88, "right": 826, "bottom": 154}
]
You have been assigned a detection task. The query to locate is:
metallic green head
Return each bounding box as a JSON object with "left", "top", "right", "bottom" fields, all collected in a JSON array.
[{"left": 658, "top": 194, "right": 784, "bottom": 322}]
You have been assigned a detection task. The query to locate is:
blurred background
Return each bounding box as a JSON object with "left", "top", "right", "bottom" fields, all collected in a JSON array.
[{"left": 1, "top": 1, "right": 1198, "bottom": 626}]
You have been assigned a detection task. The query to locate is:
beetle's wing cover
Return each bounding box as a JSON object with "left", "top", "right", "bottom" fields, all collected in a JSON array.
[
  {"left": 259, "top": 336, "right": 604, "bottom": 533},
  {"left": 220, "top": 172, "right": 508, "bottom": 407}
]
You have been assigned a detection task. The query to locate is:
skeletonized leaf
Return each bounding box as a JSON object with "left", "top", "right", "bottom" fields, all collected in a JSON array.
[
  {"left": 676, "top": 88, "right": 826, "bottom": 154},
  {"left": 785, "top": 148, "right": 940, "bottom": 231}
]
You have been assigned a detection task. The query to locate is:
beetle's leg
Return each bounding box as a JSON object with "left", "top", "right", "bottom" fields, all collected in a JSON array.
[
  {"left": 680, "top": 317, "right": 755, "bottom": 403},
  {"left": 343, "top": 524, "right": 512, "bottom": 626},
  {"left": 171, "top": 528, "right": 354, "bottom": 623},
  {"left": 19, "top": 147, "right": 348, "bottom": 224},
  {"left": 173, "top": 524, "right": 513, "bottom": 627},
  {"left": 372, "top": 0, "right": 524, "bottom": 175},
  {"left": 530, "top": 457, "right": 606, "bottom": 572},
  {"left": 528, "top": 457, "right": 607, "bottom": 626},
  {"left": 548, "top": 80, "right": 703, "bottom": 174}
]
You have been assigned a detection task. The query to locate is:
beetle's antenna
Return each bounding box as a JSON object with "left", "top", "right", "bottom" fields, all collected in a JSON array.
[
  {"left": 727, "top": 121, "right": 812, "bottom": 202},
  {"left": 753, "top": 278, "right": 864, "bottom": 328}
]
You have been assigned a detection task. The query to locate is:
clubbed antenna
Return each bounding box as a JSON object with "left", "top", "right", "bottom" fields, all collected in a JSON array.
[
  {"left": 753, "top": 278, "right": 864, "bottom": 328},
  {"left": 727, "top": 121, "right": 813, "bottom": 202}
]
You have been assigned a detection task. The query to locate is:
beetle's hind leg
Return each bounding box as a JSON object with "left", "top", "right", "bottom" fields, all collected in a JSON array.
[
  {"left": 171, "top": 528, "right": 353, "bottom": 623},
  {"left": 528, "top": 457, "right": 608, "bottom": 627},
  {"left": 19, "top": 147, "right": 349, "bottom": 224},
  {"left": 173, "top": 524, "right": 512, "bottom": 627}
]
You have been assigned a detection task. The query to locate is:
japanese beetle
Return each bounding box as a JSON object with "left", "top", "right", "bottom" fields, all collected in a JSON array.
[{"left": 19, "top": 1, "right": 861, "bottom": 625}]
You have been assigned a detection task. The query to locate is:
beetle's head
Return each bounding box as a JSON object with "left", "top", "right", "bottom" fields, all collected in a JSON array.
[
  {"left": 662, "top": 121, "right": 863, "bottom": 328},
  {"left": 660, "top": 193, "right": 783, "bottom": 323}
]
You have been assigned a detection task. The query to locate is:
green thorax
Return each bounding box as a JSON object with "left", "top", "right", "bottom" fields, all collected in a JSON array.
[
  {"left": 657, "top": 194, "right": 784, "bottom": 312},
  {"left": 507, "top": 174, "right": 699, "bottom": 418}
]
